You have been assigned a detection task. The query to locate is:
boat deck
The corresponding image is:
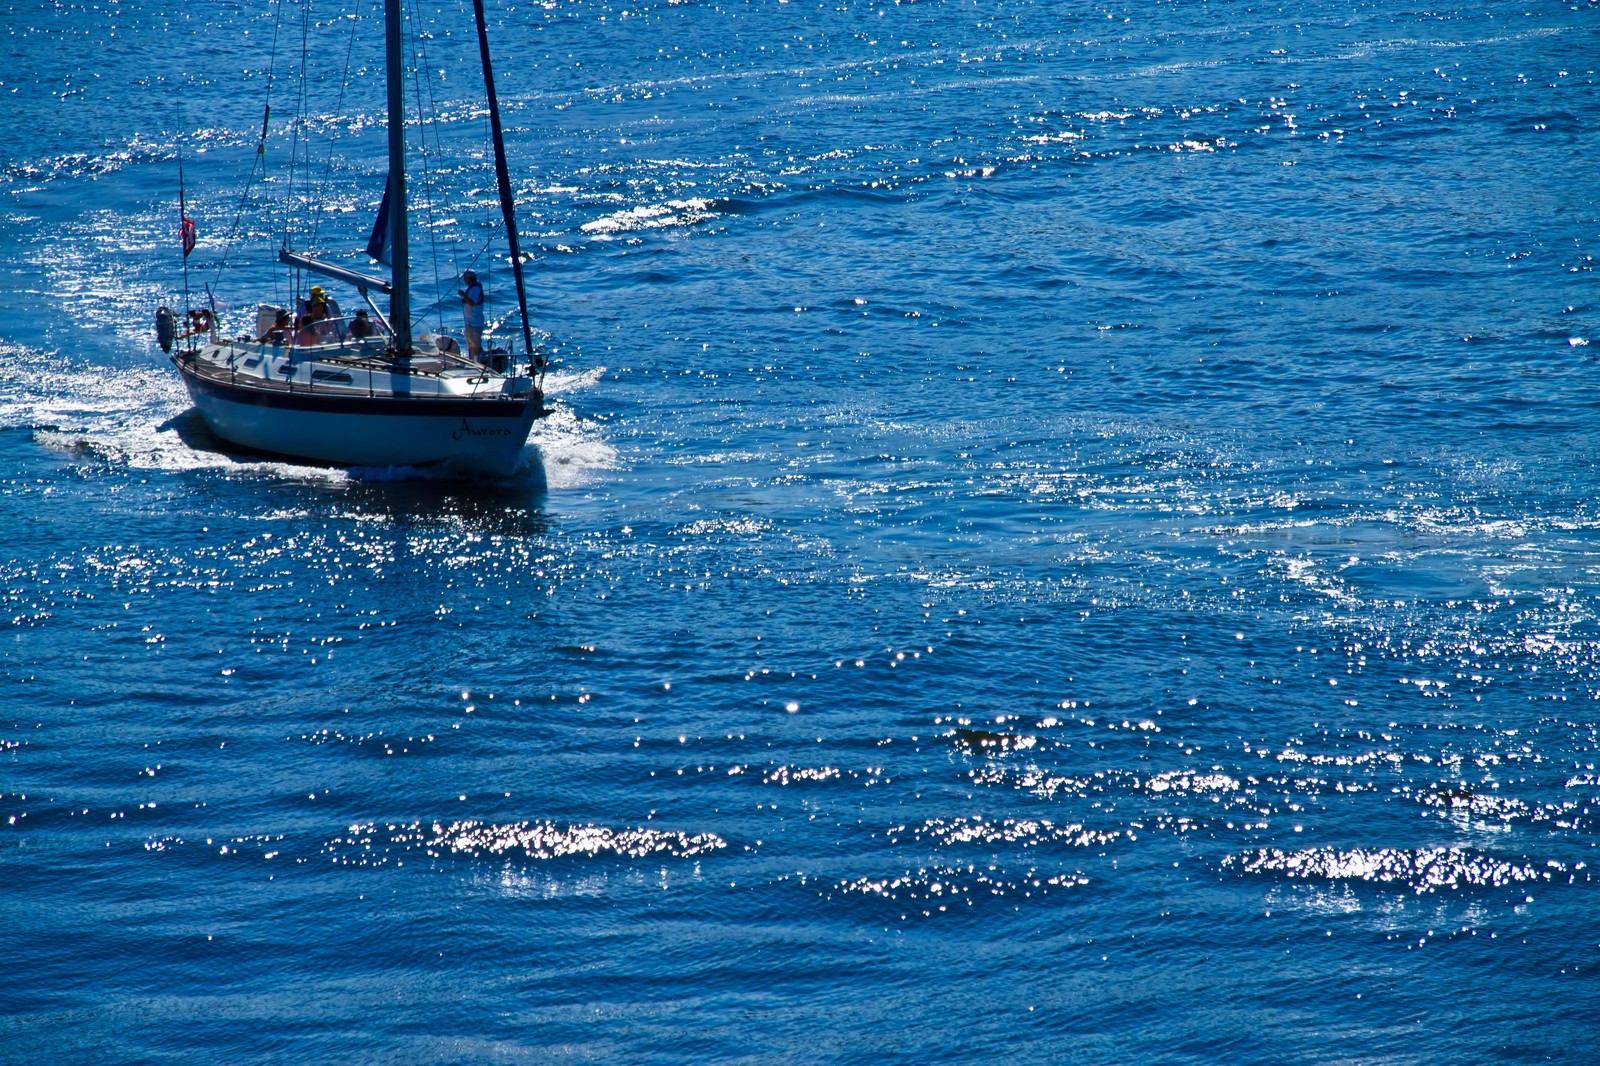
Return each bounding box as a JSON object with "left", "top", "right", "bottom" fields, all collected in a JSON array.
[{"left": 176, "top": 339, "right": 533, "bottom": 403}]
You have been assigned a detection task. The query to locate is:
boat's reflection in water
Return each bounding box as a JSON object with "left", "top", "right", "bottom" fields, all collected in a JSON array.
[
  {"left": 342, "top": 466, "right": 551, "bottom": 539},
  {"left": 161, "top": 408, "right": 551, "bottom": 538}
]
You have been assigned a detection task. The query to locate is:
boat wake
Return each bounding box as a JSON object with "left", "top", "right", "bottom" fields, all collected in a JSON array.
[
  {"left": 530, "top": 365, "right": 617, "bottom": 490},
  {"left": 7, "top": 338, "right": 617, "bottom": 490},
  {"left": 0, "top": 340, "right": 230, "bottom": 472}
]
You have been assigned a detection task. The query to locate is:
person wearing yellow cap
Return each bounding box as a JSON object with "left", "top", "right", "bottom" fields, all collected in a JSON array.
[
  {"left": 301, "top": 285, "right": 330, "bottom": 323},
  {"left": 297, "top": 284, "right": 342, "bottom": 339}
]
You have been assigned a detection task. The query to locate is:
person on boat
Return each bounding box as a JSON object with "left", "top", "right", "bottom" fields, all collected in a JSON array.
[
  {"left": 292, "top": 315, "right": 321, "bottom": 348},
  {"left": 299, "top": 285, "right": 345, "bottom": 341},
  {"left": 347, "top": 309, "right": 376, "bottom": 339},
  {"left": 459, "top": 269, "right": 486, "bottom": 361},
  {"left": 260, "top": 309, "right": 293, "bottom": 345},
  {"left": 299, "top": 285, "right": 330, "bottom": 323},
  {"left": 177, "top": 307, "right": 215, "bottom": 340}
]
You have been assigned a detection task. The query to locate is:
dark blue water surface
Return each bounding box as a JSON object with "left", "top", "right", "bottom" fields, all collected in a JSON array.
[{"left": 4, "top": 0, "right": 1599, "bottom": 1060}]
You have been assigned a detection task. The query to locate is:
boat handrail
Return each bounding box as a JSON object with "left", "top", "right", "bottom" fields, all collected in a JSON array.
[{"left": 182, "top": 348, "right": 520, "bottom": 400}]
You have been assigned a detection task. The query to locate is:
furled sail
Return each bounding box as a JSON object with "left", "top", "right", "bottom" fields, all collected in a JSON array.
[{"left": 365, "top": 179, "right": 392, "bottom": 266}]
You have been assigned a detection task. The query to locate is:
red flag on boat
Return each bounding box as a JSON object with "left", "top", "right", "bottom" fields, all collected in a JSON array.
[{"left": 181, "top": 217, "right": 197, "bottom": 257}]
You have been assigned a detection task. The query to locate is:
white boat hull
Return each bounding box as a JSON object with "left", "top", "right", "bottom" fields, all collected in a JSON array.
[{"left": 174, "top": 340, "right": 545, "bottom": 477}]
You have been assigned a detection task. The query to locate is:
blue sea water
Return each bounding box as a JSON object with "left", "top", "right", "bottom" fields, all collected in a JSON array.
[{"left": 3, "top": 0, "right": 1600, "bottom": 1060}]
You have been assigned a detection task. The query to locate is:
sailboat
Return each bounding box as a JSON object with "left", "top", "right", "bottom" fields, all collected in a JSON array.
[{"left": 158, "top": 0, "right": 547, "bottom": 477}]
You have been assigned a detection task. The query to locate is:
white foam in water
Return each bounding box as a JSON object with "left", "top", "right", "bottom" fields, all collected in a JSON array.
[
  {"left": 2, "top": 339, "right": 188, "bottom": 459},
  {"left": 1, "top": 339, "right": 348, "bottom": 480},
  {"left": 3, "top": 335, "right": 617, "bottom": 487},
  {"left": 529, "top": 365, "right": 619, "bottom": 489},
  {"left": 579, "top": 197, "right": 718, "bottom": 237}
]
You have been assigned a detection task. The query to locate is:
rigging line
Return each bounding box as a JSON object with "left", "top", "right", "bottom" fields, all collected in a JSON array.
[
  {"left": 178, "top": 139, "right": 192, "bottom": 319},
  {"left": 406, "top": 0, "right": 444, "bottom": 336},
  {"left": 308, "top": 0, "right": 366, "bottom": 252},
  {"left": 462, "top": 116, "right": 493, "bottom": 282},
  {"left": 214, "top": 1, "right": 289, "bottom": 289},
  {"left": 426, "top": 1, "right": 464, "bottom": 296},
  {"left": 420, "top": 0, "right": 455, "bottom": 329},
  {"left": 283, "top": 0, "right": 314, "bottom": 268},
  {"left": 459, "top": 0, "right": 491, "bottom": 296},
  {"left": 472, "top": 0, "right": 535, "bottom": 362},
  {"left": 438, "top": 1, "right": 473, "bottom": 286}
]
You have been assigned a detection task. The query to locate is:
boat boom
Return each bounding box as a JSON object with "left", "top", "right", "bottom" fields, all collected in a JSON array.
[{"left": 277, "top": 249, "right": 393, "bottom": 295}]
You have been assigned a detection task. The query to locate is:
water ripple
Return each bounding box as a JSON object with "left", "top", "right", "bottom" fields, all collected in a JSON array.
[
  {"left": 1226, "top": 846, "right": 1584, "bottom": 895},
  {"left": 326, "top": 819, "right": 728, "bottom": 867}
]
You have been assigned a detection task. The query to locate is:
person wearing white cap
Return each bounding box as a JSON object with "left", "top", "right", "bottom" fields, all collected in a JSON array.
[{"left": 459, "top": 269, "right": 485, "bottom": 360}]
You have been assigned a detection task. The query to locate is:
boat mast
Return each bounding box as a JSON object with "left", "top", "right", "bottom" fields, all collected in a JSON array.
[
  {"left": 472, "top": 0, "right": 535, "bottom": 364},
  {"left": 384, "top": 0, "right": 412, "bottom": 354}
]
